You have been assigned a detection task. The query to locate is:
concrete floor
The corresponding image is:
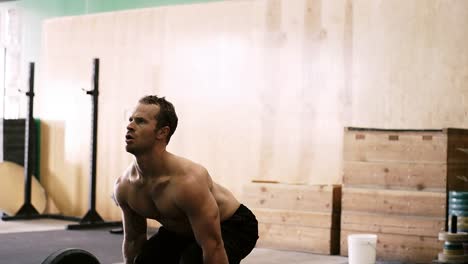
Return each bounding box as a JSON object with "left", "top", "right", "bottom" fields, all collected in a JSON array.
[
  {"left": 243, "top": 248, "right": 347, "bottom": 264},
  {"left": 0, "top": 218, "right": 349, "bottom": 264}
]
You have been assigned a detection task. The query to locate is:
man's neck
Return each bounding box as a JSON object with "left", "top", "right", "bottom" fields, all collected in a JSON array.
[{"left": 134, "top": 147, "right": 170, "bottom": 178}]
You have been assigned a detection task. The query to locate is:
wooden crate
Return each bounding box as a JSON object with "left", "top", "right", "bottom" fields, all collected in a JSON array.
[
  {"left": 343, "top": 127, "right": 468, "bottom": 191},
  {"left": 243, "top": 182, "right": 341, "bottom": 254},
  {"left": 340, "top": 230, "right": 443, "bottom": 264},
  {"left": 340, "top": 127, "right": 468, "bottom": 263},
  {"left": 341, "top": 187, "right": 445, "bottom": 262}
]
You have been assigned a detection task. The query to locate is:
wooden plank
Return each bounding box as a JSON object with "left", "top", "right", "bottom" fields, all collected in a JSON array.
[
  {"left": 341, "top": 211, "right": 445, "bottom": 237},
  {"left": 243, "top": 183, "right": 339, "bottom": 212},
  {"left": 343, "top": 161, "right": 446, "bottom": 190},
  {"left": 251, "top": 180, "right": 280, "bottom": 184},
  {"left": 343, "top": 130, "right": 448, "bottom": 163},
  {"left": 252, "top": 208, "right": 334, "bottom": 228},
  {"left": 258, "top": 223, "right": 332, "bottom": 254},
  {"left": 341, "top": 230, "right": 442, "bottom": 263},
  {"left": 342, "top": 187, "right": 446, "bottom": 217}
]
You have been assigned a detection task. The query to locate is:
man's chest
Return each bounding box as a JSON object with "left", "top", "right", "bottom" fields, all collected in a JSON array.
[{"left": 127, "top": 183, "right": 184, "bottom": 222}]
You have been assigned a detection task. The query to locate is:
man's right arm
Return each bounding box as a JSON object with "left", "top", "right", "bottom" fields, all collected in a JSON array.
[
  {"left": 121, "top": 203, "right": 147, "bottom": 264},
  {"left": 115, "top": 181, "right": 147, "bottom": 264}
]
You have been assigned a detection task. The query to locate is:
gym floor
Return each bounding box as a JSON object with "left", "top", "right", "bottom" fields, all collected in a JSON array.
[{"left": 0, "top": 218, "right": 349, "bottom": 264}]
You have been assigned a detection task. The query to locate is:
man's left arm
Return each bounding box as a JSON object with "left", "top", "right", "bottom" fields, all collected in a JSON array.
[{"left": 174, "top": 176, "right": 229, "bottom": 264}]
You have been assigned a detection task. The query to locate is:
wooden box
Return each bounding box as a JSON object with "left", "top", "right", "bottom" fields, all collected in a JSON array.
[
  {"left": 243, "top": 182, "right": 341, "bottom": 254},
  {"left": 340, "top": 230, "right": 443, "bottom": 263},
  {"left": 340, "top": 127, "right": 468, "bottom": 263},
  {"left": 340, "top": 187, "right": 446, "bottom": 263},
  {"left": 343, "top": 127, "right": 468, "bottom": 192}
]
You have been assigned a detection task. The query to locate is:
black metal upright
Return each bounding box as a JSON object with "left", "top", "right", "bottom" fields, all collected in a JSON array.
[
  {"left": 2, "top": 62, "right": 80, "bottom": 222},
  {"left": 67, "top": 58, "right": 121, "bottom": 230},
  {"left": 2, "top": 63, "right": 40, "bottom": 219},
  {"left": 89, "top": 57, "right": 99, "bottom": 215}
]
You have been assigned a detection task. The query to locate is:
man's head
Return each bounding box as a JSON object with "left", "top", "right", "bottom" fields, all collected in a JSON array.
[
  {"left": 125, "top": 95, "right": 178, "bottom": 154},
  {"left": 138, "top": 95, "right": 178, "bottom": 144}
]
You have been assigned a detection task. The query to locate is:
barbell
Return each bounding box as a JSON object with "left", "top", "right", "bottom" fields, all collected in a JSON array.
[{"left": 41, "top": 248, "right": 100, "bottom": 264}]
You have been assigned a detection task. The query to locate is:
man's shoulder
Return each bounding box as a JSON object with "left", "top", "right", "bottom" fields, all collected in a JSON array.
[
  {"left": 177, "top": 155, "right": 207, "bottom": 174},
  {"left": 115, "top": 162, "right": 136, "bottom": 188},
  {"left": 114, "top": 165, "right": 133, "bottom": 206},
  {"left": 171, "top": 162, "right": 210, "bottom": 195},
  {"left": 171, "top": 173, "right": 207, "bottom": 208}
]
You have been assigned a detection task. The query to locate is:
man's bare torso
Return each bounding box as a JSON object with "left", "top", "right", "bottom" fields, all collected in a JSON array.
[{"left": 116, "top": 154, "right": 240, "bottom": 236}]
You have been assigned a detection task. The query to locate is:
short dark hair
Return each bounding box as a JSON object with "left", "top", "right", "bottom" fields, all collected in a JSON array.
[{"left": 139, "top": 95, "right": 178, "bottom": 144}]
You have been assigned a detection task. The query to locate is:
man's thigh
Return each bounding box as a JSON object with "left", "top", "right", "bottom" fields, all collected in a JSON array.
[{"left": 220, "top": 205, "right": 259, "bottom": 263}]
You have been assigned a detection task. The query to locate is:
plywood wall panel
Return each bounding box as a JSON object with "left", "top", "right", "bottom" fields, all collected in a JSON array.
[
  {"left": 36, "top": 0, "right": 468, "bottom": 218},
  {"left": 351, "top": 0, "right": 468, "bottom": 128},
  {"left": 37, "top": 0, "right": 346, "bottom": 218}
]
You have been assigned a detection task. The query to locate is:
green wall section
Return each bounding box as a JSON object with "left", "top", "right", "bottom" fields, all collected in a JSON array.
[{"left": 21, "top": 0, "right": 223, "bottom": 16}]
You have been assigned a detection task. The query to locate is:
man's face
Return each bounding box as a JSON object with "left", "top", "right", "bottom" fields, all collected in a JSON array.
[{"left": 125, "top": 103, "right": 160, "bottom": 154}]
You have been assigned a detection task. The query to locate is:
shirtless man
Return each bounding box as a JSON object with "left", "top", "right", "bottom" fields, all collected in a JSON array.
[{"left": 114, "top": 95, "right": 258, "bottom": 264}]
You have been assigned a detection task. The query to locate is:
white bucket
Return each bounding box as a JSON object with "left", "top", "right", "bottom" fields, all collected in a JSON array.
[{"left": 348, "top": 234, "right": 377, "bottom": 264}]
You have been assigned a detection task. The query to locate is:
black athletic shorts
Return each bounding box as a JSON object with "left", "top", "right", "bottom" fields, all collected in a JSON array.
[{"left": 134, "top": 204, "right": 259, "bottom": 264}]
